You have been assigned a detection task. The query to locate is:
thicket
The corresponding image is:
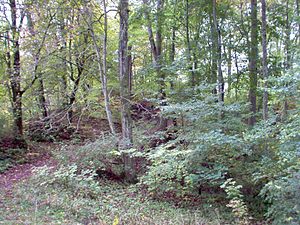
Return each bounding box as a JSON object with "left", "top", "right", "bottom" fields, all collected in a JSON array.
[{"left": 0, "top": 0, "right": 299, "bottom": 224}]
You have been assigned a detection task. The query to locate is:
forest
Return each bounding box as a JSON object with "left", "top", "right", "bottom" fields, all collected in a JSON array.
[{"left": 0, "top": 0, "right": 299, "bottom": 224}]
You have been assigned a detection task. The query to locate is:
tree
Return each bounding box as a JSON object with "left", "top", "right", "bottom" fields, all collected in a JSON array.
[
  {"left": 142, "top": 0, "right": 168, "bottom": 129},
  {"left": 85, "top": 1, "right": 116, "bottom": 134},
  {"left": 211, "top": 0, "right": 224, "bottom": 102},
  {"left": 3, "top": 0, "right": 26, "bottom": 147},
  {"left": 119, "top": 0, "right": 135, "bottom": 182},
  {"left": 261, "top": 0, "right": 268, "bottom": 120},
  {"left": 248, "top": 0, "right": 258, "bottom": 126}
]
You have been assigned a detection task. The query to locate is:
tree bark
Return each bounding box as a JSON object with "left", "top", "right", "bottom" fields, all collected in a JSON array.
[
  {"left": 209, "top": 13, "right": 217, "bottom": 90},
  {"left": 8, "top": 0, "right": 26, "bottom": 147},
  {"left": 27, "top": 12, "right": 48, "bottom": 119},
  {"left": 261, "top": 0, "right": 268, "bottom": 120},
  {"left": 227, "top": 36, "right": 232, "bottom": 96},
  {"left": 143, "top": 0, "right": 167, "bottom": 129},
  {"left": 248, "top": 0, "right": 258, "bottom": 126},
  {"left": 57, "top": 14, "right": 69, "bottom": 108},
  {"left": 170, "top": 25, "right": 176, "bottom": 91},
  {"left": 212, "top": 0, "right": 224, "bottom": 102},
  {"left": 119, "top": 0, "right": 135, "bottom": 183},
  {"left": 185, "top": 0, "right": 195, "bottom": 86},
  {"left": 282, "top": 0, "right": 291, "bottom": 121},
  {"left": 86, "top": 2, "right": 116, "bottom": 135}
]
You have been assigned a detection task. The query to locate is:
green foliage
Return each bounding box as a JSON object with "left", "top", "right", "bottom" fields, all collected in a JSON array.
[
  {"left": 253, "top": 110, "right": 300, "bottom": 224},
  {"left": 0, "top": 148, "right": 27, "bottom": 173},
  {"left": 0, "top": 159, "right": 12, "bottom": 173},
  {"left": 0, "top": 163, "right": 227, "bottom": 224},
  {"left": 0, "top": 109, "right": 12, "bottom": 137},
  {"left": 55, "top": 135, "right": 125, "bottom": 178},
  {"left": 260, "top": 171, "right": 300, "bottom": 225},
  {"left": 141, "top": 84, "right": 248, "bottom": 196},
  {"left": 140, "top": 144, "right": 191, "bottom": 195},
  {"left": 32, "top": 164, "right": 101, "bottom": 199},
  {"left": 220, "top": 178, "right": 250, "bottom": 225}
]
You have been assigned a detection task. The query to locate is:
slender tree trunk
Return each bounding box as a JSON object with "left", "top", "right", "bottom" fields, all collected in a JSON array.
[
  {"left": 227, "top": 38, "right": 232, "bottom": 96},
  {"left": 128, "top": 45, "right": 133, "bottom": 94},
  {"left": 248, "top": 0, "right": 258, "bottom": 126},
  {"left": 234, "top": 49, "right": 240, "bottom": 100},
  {"left": 209, "top": 14, "right": 217, "bottom": 90},
  {"left": 296, "top": 0, "right": 300, "bottom": 45},
  {"left": 9, "top": 0, "right": 26, "bottom": 147},
  {"left": 67, "top": 65, "right": 83, "bottom": 122},
  {"left": 27, "top": 12, "right": 48, "bottom": 119},
  {"left": 212, "top": 0, "right": 224, "bottom": 102},
  {"left": 155, "top": 0, "right": 166, "bottom": 101},
  {"left": 170, "top": 26, "right": 176, "bottom": 91},
  {"left": 143, "top": 0, "right": 167, "bottom": 129},
  {"left": 38, "top": 77, "right": 48, "bottom": 118},
  {"left": 58, "top": 16, "right": 69, "bottom": 108},
  {"left": 86, "top": 2, "right": 115, "bottom": 135},
  {"left": 261, "top": 0, "right": 268, "bottom": 120},
  {"left": 282, "top": 0, "right": 291, "bottom": 121},
  {"left": 185, "top": 0, "right": 195, "bottom": 86},
  {"left": 119, "top": 0, "right": 136, "bottom": 183}
]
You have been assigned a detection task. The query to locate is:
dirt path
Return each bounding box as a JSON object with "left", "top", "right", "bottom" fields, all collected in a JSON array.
[
  {"left": 0, "top": 153, "right": 56, "bottom": 190},
  {"left": 0, "top": 143, "right": 58, "bottom": 210}
]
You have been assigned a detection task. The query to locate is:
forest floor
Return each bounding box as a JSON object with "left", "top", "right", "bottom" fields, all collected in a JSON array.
[
  {"left": 0, "top": 144, "right": 229, "bottom": 224},
  {"left": 0, "top": 111, "right": 233, "bottom": 224}
]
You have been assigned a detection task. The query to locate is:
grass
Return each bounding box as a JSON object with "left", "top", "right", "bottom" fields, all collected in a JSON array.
[
  {"left": 0, "top": 178, "right": 229, "bottom": 224},
  {"left": 0, "top": 139, "right": 233, "bottom": 225}
]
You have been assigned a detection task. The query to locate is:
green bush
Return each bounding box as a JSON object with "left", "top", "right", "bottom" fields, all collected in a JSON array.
[
  {"left": 32, "top": 164, "right": 101, "bottom": 199},
  {"left": 221, "top": 178, "right": 251, "bottom": 225},
  {"left": 55, "top": 135, "right": 125, "bottom": 179}
]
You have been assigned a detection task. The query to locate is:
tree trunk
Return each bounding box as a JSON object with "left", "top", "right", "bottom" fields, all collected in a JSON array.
[
  {"left": 282, "top": 0, "right": 291, "bottom": 121},
  {"left": 143, "top": 0, "right": 167, "bottom": 129},
  {"left": 119, "top": 0, "right": 136, "bottom": 183},
  {"left": 86, "top": 2, "right": 116, "bottom": 135},
  {"left": 227, "top": 36, "right": 232, "bottom": 95},
  {"left": 9, "top": 0, "right": 26, "bottom": 147},
  {"left": 27, "top": 12, "right": 48, "bottom": 119},
  {"left": 209, "top": 14, "right": 217, "bottom": 90},
  {"left": 248, "top": 0, "right": 258, "bottom": 126},
  {"left": 261, "top": 0, "right": 268, "bottom": 120},
  {"left": 58, "top": 15, "right": 69, "bottom": 108},
  {"left": 38, "top": 77, "right": 48, "bottom": 118},
  {"left": 185, "top": 0, "right": 195, "bottom": 86},
  {"left": 170, "top": 25, "right": 176, "bottom": 91},
  {"left": 67, "top": 66, "right": 83, "bottom": 123},
  {"left": 212, "top": 0, "right": 224, "bottom": 102}
]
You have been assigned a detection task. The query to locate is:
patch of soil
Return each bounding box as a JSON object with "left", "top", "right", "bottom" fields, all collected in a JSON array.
[
  {"left": 0, "top": 143, "right": 57, "bottom": 191},
  {"left": 0, "top": 136, "right": 26, "bottom": 150},
  {"left": 27, "top": 112, "right": 122, "bottom": 142},
  {"left": 75, "top": 117, "right": 121, "bottom": 141},
  {"left": 131, "top": 100, "right": 159, "bottom": 122}
]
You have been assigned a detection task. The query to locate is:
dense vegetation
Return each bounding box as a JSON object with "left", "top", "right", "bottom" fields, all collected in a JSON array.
[{"left": 0, "top": 0, "right": 299, "bottom": 224}]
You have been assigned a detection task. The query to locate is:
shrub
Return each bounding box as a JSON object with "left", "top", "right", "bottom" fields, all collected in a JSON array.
[
  {"left": 55, "top": 135, "right": 125, "bottom": 179},
  {"left": 221, "top": 178, "right": 251, "bottom": 225}
]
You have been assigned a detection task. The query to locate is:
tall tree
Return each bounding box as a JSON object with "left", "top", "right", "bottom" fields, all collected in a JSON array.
[
  {"left": 26, "top": 9, "right": 54, "bottom": 119},
  {"left": 212, "top": 0, "right": 224, "bottom": 102},
  {"left": 85, "top": 1, "right": 116, "bottom": 134},
  {"left": 248, "top": 0, "right": 258, "bottom": 126},
  {"left": 261, "top": 0, "right": 268, "bottom": 120},
  {"left": 5, "top": 0, "right": 26, "bottom": 146},
  {"left": 142, "top": 0, "right": 168, "bottom": 129},
  {"left": 119, "top": 0, "right": 135, "bottom": 182},
  {"left": 185, "top": 0, "right": 195, "bottom": 86},
  {"left": 282, "top": 0, "right": 291, "bottom": 120}
]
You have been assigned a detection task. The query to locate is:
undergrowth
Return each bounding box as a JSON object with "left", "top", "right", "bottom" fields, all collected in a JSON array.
[
  {"left": 0, "top": 136, "right": 232, "bottom": 225},
  {"left": 0, "top": 163, "right": 228, "bottom": 224}
]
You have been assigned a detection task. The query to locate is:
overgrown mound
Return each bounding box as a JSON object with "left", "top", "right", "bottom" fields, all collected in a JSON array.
[{"left": 27, "top": 110, "right": 121, "bottom": 142}]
